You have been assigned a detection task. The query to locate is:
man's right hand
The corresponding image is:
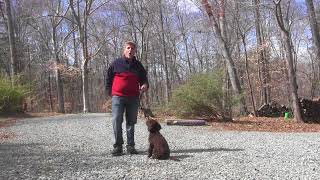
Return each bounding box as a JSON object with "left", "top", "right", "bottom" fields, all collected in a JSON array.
[{"left": 140, "top": 83, "right": 148, "bottom": 92}]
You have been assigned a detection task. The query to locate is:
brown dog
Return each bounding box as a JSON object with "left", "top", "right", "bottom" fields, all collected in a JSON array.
[{"left": 146, "top": 119, "right": 170, "bottom": 160}]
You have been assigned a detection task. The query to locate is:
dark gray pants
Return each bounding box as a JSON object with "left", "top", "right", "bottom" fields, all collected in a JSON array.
[{"left": 111, "top": 96, "right": 139, "bottom": 148}]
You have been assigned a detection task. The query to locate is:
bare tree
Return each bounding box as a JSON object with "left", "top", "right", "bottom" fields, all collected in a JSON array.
[
  {"left": 26, "top": 0, "right": 71, "bottom": 113},
  {"left": 175, "top": 3, "right": 194, "bottom": 74},
  {"left": 70, "top": 0, "right": 92, "bottom": 113},
  {"left": 201, "top": 0, "right": 248, "bottom": 115},
  {"left": 0, "top": 0, "right": 317, "bottom": 119},
  {"left": 158, "top": 0, "right": 171, "bottom": 104},
  {"left": 234, "top": 1, "right": 257, "bottom": 116},
  {"left": 253, "top": 0, "right": 270, "bottom": 105},
  {"left": 4, "top": 0, "right": 16, "bottom": 86},
  {"left": 49, "top": 0, "right": 70, "bottom": 113},
  {"left": 273, "top": 0, "right": 302, "bottom": 122},
  {"left": 305, "top": 0, "right": 320, "bottom": 97},
  {"left": 70, "top": 0, "right": 108, "bottom": 113}
]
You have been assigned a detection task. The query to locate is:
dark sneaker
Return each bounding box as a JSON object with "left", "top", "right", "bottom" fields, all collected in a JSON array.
[
  {"left": 111, "top": 146, "right": 123, "bottom": 156},
  {"left": 126, "top": 146, "right": 138, "bottom": 154}
]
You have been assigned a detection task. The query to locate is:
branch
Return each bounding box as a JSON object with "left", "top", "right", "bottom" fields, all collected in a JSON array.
[
  {"left": 45, "top": 14, "right": 76, "bottom": 24},
  {"left": 57, "top": 27, "right": 77, "bottom": 53},
  {"left": 201, "top": 0, "right": 223, "bottom": 40},
  {"left": 273, "top": 0, "right": 288, "bottom": 33},
  {"left": 70, "top": 0, "right": 81, "bottom": 26},
  {"left": 88, "top": 0, "right": 111, "bottom": 15},
  {"left": 26, "top": 21, "right": 51, "bottom": 51},
  {"left": 0, "top": 1, "right": 8, "bottom": 30},
  {"left": 55, "top": 1, "right": 71, "bottom": 26},
  {"left": 286, "top": 0, "right": 294, "bottom": 32},
  {"left": 88, "top": 43, "right": 104, "bottom": 60},
  {"left": 85, "top": 0, "right": 94, "bottom": 16}
]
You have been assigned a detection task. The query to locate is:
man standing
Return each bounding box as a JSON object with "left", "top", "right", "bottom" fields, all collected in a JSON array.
[{"left": 106, "top": 41, "right": 148, "bottom": 156}]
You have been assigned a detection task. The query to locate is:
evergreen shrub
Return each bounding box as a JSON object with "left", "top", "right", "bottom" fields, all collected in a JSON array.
[
  {"left": 0, "top": 76, "right": 28, "bottom": 114},
  {"left": 169, "top": 71, "right": 232, "bottom": 119}
]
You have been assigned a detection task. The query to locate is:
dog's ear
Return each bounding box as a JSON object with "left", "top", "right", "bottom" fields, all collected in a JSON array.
[
  {"left": 146, "top": 120, "right": 152, "bottom": 132},
  {"left": 154, "top": 121, "right": 161, "bottom": 131},
  {"left": 146, "top": 120, "right": 156, "bottom": 132}
]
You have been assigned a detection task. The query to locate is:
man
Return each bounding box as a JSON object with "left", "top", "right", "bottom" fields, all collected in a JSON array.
[{"left": 106, "top": 41, "right": 148, "bottom": 156}]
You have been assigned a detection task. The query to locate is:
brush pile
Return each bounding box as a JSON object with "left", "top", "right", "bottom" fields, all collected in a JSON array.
[
  {"left": 256, "top": 102, "right": 289, "bottom": 117},
  {"left": 300, "top": 98, "right": 320, "bottom": 123}
]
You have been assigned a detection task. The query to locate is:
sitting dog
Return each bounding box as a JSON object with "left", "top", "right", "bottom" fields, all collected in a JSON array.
[{"left": 146, "top": 119, "right": 170, "bottom": 160}]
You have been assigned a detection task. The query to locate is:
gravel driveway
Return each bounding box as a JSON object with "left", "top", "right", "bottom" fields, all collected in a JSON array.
[{"left": 1, "top": 113, "right": 320, "bottom": 179}]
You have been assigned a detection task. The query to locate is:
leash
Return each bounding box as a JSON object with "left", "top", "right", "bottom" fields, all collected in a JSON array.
[
  {"left": 139, "top": 90, "right": 144, "bottom": 109},
  {"left": 138, "top": 91, "right": 154, "bottom": 119}
]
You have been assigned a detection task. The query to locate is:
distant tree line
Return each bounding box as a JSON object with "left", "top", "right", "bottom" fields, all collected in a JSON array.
[{"left": 0, "top": 0, "right": 319, "bottom": 122}]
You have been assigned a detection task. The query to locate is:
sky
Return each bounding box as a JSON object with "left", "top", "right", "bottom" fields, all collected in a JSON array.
[
  {"left": 179, "top": 0, "right": 309, "bottom": 11},
  {"left": 177, "top": 0, "right": 200, "bottom": 13}
]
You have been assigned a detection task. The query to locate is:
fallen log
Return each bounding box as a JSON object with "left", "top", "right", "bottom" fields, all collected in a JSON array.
[{"left": 166, "top": 119, "right": 207, "bottom": 126}]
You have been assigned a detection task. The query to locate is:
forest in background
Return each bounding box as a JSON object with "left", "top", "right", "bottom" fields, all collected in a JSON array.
[{"left": 0, "top": 0, "right": 320, "bottom": 122}]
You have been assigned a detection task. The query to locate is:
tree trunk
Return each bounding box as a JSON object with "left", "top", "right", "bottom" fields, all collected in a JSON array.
[
  {"left": 193, "top": 39, "right": 204, "bottom": 71},
  {"left": 70, "top": 0, "right": 93, "bottom": 113},
  {"left": 283, "top": 32, "right": 303, "bottom": 122},
  {"left": 308, "top": 48, "right": 316, "bottom": 98},
  {"left": 80, "top": 29, "right": 90, "bottom": 113},
  {"left": 158, "top": 0, "right": 170, "bottom": 104},
  {"left": 4, "top": 0, "right": 16, "bottom": 86},
  {"left": 253, "top": 0, "right": 270, "bottom": 105},
  {"left": 274, "top": 0, "right": 303, "bottom": 122},
  {"left": 202, "top": 0, "right": 248, "bottom": 115},
  {"left": 243, "top": 39, "right": 256, "bottom": 116},
  {"left": 176, "top": 8, "right": 193, "bottom": 73},
  {"left": 48, "top": 72, "right": 54, "bottom": 112},
  {"left": 52, "top": 28, "right": 65, "bottom": 113},
  {"left": 72, "top": 17, "right": 79, "bottom": 67},
  {"left": 305, "top": 0, "right": 320, "bottom": 96}
]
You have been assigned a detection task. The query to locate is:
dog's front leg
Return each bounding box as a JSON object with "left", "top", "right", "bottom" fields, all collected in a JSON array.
[{"left": 148, "top": 144, "right": 153, "bottom": 158}]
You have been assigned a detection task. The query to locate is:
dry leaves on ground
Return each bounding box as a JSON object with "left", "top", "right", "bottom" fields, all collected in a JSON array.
[
  {"left": 0, "top": 112, "right": 63, "bottom": 140},
  {"left": 2, "top": 113, "right": 320, "bottom": 135},
  {"left": 0, "top": 118, "right": 17, "bottom": 141},
  {"left": 209, "top": 116, "right": 320, "bottom": 132}
]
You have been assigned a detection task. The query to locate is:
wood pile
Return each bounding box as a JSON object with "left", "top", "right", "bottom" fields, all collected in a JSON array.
[
  {"left": 256, "top": 99, "right": 320, "bottom": 123},
  {"left": 299, "top": 98, "right": 320, "bottom": 123},
  {"left": 256, "top": 102, "right": 290, "bottom": 117}
]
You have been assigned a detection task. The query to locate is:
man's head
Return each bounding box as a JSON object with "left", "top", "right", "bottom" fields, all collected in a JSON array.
[{"left": 123, "top": 41, "right": 136, "bottom": 60}]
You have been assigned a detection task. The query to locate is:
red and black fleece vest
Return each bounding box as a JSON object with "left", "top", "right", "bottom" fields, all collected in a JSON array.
[{"left": 106, "top": 57, "right": 148, "bottom": 97}]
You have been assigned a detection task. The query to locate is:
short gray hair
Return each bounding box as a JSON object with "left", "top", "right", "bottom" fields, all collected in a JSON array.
[{"left": 123, "top": 41, "right": 136, "bottom": 49}]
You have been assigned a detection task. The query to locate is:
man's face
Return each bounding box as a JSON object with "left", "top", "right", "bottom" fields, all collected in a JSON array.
[{"left": 123, "top": 44, "right": 136, "bottom": 59}]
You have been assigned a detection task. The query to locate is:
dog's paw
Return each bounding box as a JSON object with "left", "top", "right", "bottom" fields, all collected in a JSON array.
[{"left": 148, "top": 155, "right": 156, "bottom": 159}]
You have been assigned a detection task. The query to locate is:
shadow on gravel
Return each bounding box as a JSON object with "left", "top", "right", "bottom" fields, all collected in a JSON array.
[
  {"left": 133, "top": 151, "right": 193, "bottom": 158},
  {"left": 123, "top": 150, "right": 193, "bottom": 161},
  {"left": 127, "top": 148, "right": 242, "bottom": 160},
  {"left": 171, "top": 154, "right": 193, "bottom": 160},
  {"left": 171, "top": 147, "right": 244, "bottom": 154},
  {"left": 0, "top": 142, "right": 124, "bottom": 179}
]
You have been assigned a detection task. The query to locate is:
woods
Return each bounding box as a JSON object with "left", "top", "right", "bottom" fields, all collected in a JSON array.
[{"left": 0, "top": 0, "right": 320, "bottom": 122}]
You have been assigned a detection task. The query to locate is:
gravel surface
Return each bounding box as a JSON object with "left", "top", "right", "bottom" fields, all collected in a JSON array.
[{"left": 1, "top": 113, "right": 320, "bottom": 179}]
